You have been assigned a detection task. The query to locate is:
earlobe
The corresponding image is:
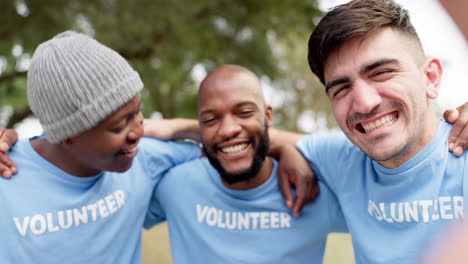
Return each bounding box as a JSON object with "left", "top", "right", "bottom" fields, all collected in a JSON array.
[{"left": 424, "top": 58, "right": 443, "bottom": 99}]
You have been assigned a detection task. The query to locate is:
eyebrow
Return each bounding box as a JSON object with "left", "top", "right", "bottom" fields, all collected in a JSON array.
[
  {"left": 360, "top": 58, "right": 399, "bottom": 75},
  {"left": 325, "top": 58, "right": 399, "bottom": 93}
]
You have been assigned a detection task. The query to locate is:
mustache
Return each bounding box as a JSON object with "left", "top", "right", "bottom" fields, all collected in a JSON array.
[{"left": 347, "top": 102, "right": 402, "bottom": 125}]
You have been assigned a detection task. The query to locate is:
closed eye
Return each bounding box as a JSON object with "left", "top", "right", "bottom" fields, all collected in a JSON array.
[
  {"left": 372, "top": 69, "right": 392, "bottom": 76},
  {"left": 330, "top": 85, "right": 350, "bottom": 99},
  {"left": 238, "top": 110, "right": 255, "bottom": 117},
  {"left": 201, "top": 117, "right": 217, "bottom": 125},
  {"left": 110, "top": 122, "right": 126, "bottom": 133}
]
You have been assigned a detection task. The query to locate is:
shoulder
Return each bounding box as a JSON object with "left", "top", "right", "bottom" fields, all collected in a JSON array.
[
  {"left": 155, "top": 158, "right": 214, "bottom": 200},
  {"left": 135, "top": 137, "right": 201, "bottom": 172},
  {"left": 298, "top": 131, "right": 355, "bottom": 152},
  {"left": 297, "top": 131, "right": 363, "bottom": 164},
  {"left": 8, "top": 139, "right": 32, "bottom": 159},
  {"left": 161, "top": 158, "right": 212, "bottom": 183},
  {"left": 137, "top": 137, "right": 199, "bottom": 156}
]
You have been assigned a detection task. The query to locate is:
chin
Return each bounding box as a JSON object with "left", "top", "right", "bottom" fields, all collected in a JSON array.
[{"left": 112, "top": 162, "right": 134, "bottom": 173}]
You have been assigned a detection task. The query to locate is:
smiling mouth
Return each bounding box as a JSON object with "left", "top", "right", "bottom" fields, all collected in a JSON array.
[
  {"left": 220, "top": 143, "right": 249, "bottom": 154},
  {"left": 357, "top": 112, "right": 398, "bottom": 133},
  {"left": 118, "top": 145, "right": 138, "bottom": 155}
]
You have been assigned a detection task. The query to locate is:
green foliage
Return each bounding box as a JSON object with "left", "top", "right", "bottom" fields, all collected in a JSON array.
[{"left": 0, "top": 0, "right": 331, "bottom": 132}]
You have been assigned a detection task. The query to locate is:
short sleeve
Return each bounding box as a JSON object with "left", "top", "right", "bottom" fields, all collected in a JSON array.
[{"left": 138, "top": 137, "right": 201, "bottom": 183}]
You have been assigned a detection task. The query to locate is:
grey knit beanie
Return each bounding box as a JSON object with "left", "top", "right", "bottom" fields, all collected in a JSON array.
[{"left": 27, "top": 31, "right": 143, "bottom": 143}]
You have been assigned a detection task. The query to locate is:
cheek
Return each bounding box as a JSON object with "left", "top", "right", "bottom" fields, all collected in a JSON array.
[
  {"left": 201, "top": 129, "right": 216, "bottom": 149},
  {"left": 95, "top": 135, "right": 127, "bottom": 155},
  {"left": 332, "top": 102, "right": 348, "bottom": 125}
]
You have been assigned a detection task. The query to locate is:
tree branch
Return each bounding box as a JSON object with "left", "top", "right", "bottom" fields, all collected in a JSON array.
[
  {"left": 0, "top": 71, "right": 27, "bottom": 84},
  {"left": 6, "top": 106, "right": 32, "bottom": 128}
]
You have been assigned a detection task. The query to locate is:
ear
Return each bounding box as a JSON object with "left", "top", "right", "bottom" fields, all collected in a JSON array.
[
  {"left": 265, "top": 105, "right": 273, "bottom": 127},
  {"left": 60, "top": 138, "right": 74, "bottom": 148},
  {"left": 424, "top": 58, "right": 443, "bottom": 99}
]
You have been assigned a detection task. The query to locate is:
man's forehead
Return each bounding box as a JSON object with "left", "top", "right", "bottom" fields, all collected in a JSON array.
[
  {"left": 199, "top": 87, "right": 260, "bottom": 109},
  {"left": 324, "top": 29, "right": 401, "bottom": 77},
  {"left": 200, "top": 71, "right": 261, "bottom": 97}
]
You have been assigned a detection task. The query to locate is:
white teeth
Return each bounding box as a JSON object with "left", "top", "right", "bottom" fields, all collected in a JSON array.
[
  {"left": 221, "top": 143, "right": 248, "bottom": 153},
  {"left": 362, "top": 113, "right": 397, "bottom": 133},
  {"left": 121, "top": 146, "right": 137, "bottom": 154}
]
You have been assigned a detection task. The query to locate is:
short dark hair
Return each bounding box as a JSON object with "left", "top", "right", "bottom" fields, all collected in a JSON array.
[{"left": 308, "top": 0, "right": 422, "bottom": 85}]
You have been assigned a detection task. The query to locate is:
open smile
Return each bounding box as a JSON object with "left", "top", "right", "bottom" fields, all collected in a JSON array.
[
  {"left": 356, "top": 111, "right": 399, "bottom": 133},
  {"left": 220, "top": 143, "right": 249, "bottom": 153},
  {"left": 117, "top": 145, "right": 138, "bottom": 159}
]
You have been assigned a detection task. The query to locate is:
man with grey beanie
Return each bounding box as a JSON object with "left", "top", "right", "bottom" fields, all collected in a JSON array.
[{"left": 0, "top": 31, "right": 203, "bottom": 263}]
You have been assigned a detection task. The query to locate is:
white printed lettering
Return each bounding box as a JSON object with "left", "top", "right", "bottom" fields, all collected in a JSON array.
[
  {"left": 217, "top": 209, "right": 226, "bottom": 228},
  {"left": 105, "top": 194, "right": 117, "bottom": 214},
  {"left": 238, "top": 212, "right": 249, "bottom": 230},
  {"left": 30, "top": 214, "right": 46, "bottom": 235},
  {"left": 390, "top": 203, "right": 404, "bottom": 223},
  {"left": 58, "top": 210, "right": 73, "bottom": 230},
  {"left": 114, "top": 190, "right": 125, "bottom": 208},
  {"left": 368, "top": 197, "right": 464, "bottom": 224},
  {"left": 280, "top": 213, "right": 291, "bottom": 228},
  {"left": 270, "top": 212, "right": 280, "bottom": 229},
  {"left": 439, "top": 197, "right": 453, "bottom": 220},
  {"left": 195, "top": 205, "right": 292, "bottom": 230},
  {"left": 47, "top": 213, "right": 59, "bottom": 233},
  {"left": 454, "top": 196, "right": 464, "bottom": 219},
  {"left": 74, "top": 207, "right": 88, "bottom": 226},
  {"left": 97, "top": 199, "right": 109, "bottom": 219},
  {"left": 196, "top": 204, "right": 208, "bottom": 223},
  {"left": 12, "top": 190, "right": 126, "bottom": 237},
  {"left": 13, "top": 217, "right": 29, "bottom": 237}
]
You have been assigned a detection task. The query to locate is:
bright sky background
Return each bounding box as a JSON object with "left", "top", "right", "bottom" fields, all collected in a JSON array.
[
  {"left": 319, "top": 0, "right": 468, "bottom": 110},
  {"left": 16, "top": 0, "right": 468, "bottom": 138}
]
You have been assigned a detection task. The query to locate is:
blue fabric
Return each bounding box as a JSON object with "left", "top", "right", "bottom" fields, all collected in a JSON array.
[
  {"left": 145, "top": 158, "right": 347, "bottom": 264},
  {"left": 297, "top": 121, "right": 468, "bottom": 264},
  {"left": 0, "top": 137, "right": 200, "bottom": 264}
]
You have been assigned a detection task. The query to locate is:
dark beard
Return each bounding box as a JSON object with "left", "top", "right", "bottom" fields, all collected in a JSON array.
[{"left": 204, "top": 126, "right": 269, "bottom": 185}]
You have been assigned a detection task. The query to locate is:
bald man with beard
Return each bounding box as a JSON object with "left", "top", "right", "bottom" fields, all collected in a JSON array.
[{"left": 143, "top": 65, "right": 347, "bottom": 264}]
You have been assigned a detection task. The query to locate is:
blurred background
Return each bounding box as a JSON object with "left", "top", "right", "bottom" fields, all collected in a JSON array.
[{"left": 0, "top": 0, "right": 466, "bottom": 263}]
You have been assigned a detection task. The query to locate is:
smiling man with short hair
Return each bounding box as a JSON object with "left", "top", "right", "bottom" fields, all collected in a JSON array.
[{"left": 297, "top": 0, "right": 468, "bottom": 263}]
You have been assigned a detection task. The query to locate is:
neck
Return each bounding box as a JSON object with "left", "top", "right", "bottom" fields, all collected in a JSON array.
[
  {"left": 224, "top": 157, "right": 274, "bottom": 190},
  {"left": 31, "top": 138, "right": 101, "bottom": 177}
]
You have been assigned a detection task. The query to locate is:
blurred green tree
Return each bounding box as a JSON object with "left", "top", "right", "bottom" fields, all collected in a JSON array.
[{"left": 0, "top": 0, "right": 332, "bottom": 132}]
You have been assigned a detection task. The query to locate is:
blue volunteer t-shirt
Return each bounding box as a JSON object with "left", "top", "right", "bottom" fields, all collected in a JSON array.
[
  {"left": 297, "top": 121, "right": 468, "bottom": 264},
  {"left": 144, "top": 158, "right": 347, "bottom": 264},
  {"left": 0, "top": 137, "right": 200, "bottom": 264}
]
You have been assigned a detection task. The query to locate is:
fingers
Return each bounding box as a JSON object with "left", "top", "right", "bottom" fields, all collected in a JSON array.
[
  {"left": 293, "top": 177, "right": 320, "bottom": 217},
  {"left": 278, "top": 172, "right": 294, "bottom": 210},
  {"left": 292, "top": 175, "right": 315, "bottom": 218},
  {"left": 0, "top": 142, "right": 9, "bottom": 152},
  {"left": 310, "top": 181, "right": 320, "bottom": 201},
  {"left": 443, "top": 109, "right": 459, "bottom": 125},
  {"left": 0, "top": 128, "right": 19, "bottom": 178},
  {"left": 444, "top": 109, "right": 460, "bottom": 148},
  {"left": 448, "top": 103, "right": 468, "bottom": 156},
  {"left": 0, "top": 129, "right": 18, "bottom": 152},
  {"left": 452, "top": 132, "right": 468, "bottom": 156},
  {"left": 0, "top": 153, "right": 16, "bottom": 178}
]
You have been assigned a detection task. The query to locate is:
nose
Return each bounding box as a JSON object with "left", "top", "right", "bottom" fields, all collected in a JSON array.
[
  {"left": 127, "top": 115, "right": 144, "bottom": 142},
  {"left": 351, "top": 80, "right": 382, "bottom": 113},
  {"left": 218, "top": 115, "right": 241, "bottom": 140}
]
